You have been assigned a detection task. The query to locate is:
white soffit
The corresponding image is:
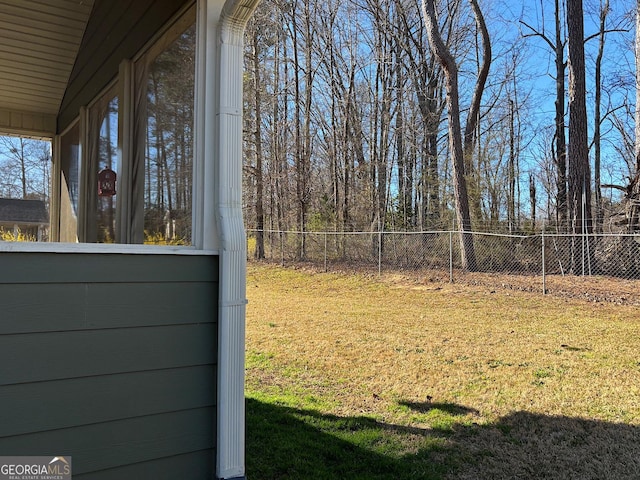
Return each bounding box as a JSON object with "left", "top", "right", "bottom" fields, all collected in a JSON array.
[{"left": 0, "top": 0, "right": 93, "bottom": 134}]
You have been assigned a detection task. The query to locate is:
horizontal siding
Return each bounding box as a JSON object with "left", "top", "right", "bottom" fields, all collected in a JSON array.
[
  {"left": 1, "top": 323, "right": 216, "bottom": 385},
  {"left": 0, "top": 252, "right": 219, "bottom": 479},
  {"left": 0, "top": 252, "right": 217, "bottom": 284},
  {"left": 0, "top": 366, "right": 215, "bottom": 437},
  {"left": 0, "top": 408, "right": 214, "bottom": 475},
  {"left": 73, "top": 450, "right": 213, "bottom": 480},
  {"left": 1, "top": 281, "right": 216, "bottom": 334}
]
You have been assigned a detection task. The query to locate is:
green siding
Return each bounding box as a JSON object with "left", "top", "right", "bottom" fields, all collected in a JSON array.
[
  {"left": 72, "top": 450, "right": 213, "bottom": 480},
  {"left": 1, "top": 281, "right": 216, "bottom": 334},
  {"left": 0, "top": 408, "right": 213, "bottom": 475},
  {"left": 0, "top": 324, "right": 216, "bottom": 384},
  {"left": 0, "top": 252, "right": 216, "bottom": 284},
  {"left": 0, "top": 252, "right": 218, "bottom": 479},
  {"left": 1, "top": 366, "right": 215, "bottom": 437}
]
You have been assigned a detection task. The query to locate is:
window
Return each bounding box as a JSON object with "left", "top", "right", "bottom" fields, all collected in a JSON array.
[
  {"left": 54, "top": 7, "right": 196, "bottom": 246},
  {"left": 59, "top": 121, "right": 80, "bottom": 242},
  {"left": 85, "top": 86, "right": 119, "bottom": 243},
  {"left": 141, "top": 23, "right": 195, "bottom": 245},
  {"left": 96, "top": 96, "right": 119, "bottom": 242}
]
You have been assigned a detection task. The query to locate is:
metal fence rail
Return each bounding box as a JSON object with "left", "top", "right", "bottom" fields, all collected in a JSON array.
[{"left": 247, "top": 229, "right": 640, "bottom": 299}]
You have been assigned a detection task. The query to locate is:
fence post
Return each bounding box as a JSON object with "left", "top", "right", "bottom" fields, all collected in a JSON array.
[
  {"left": 280, "top": 232, "right": 285, "bottom": 267},
  {"left": 449, "top": 230, "right": 453, "bottom": 283},
  {"left": 324, "top": 232, "right": 328, "bottom": 272},
  {"left": 541, "top": 226, "right": 546, "bottom": 294},
  {"left": 378, "top": 229, "right": 382, "bottom": 277}
]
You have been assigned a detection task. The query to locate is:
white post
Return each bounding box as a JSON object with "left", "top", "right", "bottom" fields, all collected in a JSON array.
[
  {"left": 216, "top": 14, "right": 247, "bottom": 480},
  {"left": 197, "top": 1, "right": 259, "bottom": 479}
]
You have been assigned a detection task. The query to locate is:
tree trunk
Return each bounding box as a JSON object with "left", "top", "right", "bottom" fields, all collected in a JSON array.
[
  {"left": 566, "top": 0, "right": 592, "bottom": 236},
  {"left": 251, "top": 27, "right": 265, "bottom": 259},
  {"left": 422, "top": 0, "right": 477, "bottom": 271},
  {"left": 18, "top": 139, "right": 27, "bottom": 199},
  {"left": 464, "top": 0, "right": 491, "bottom": 224},
  {"left": 529, "top": 173, "right": 537, "bottom": 232},
  {"left": 631, "top": 0, "right": 640, "bottom": 232},
  {"left": 636, "top": 0, "right": 640, "bottom": 173},
  {"left": 593, "top": 0, "right": 609, "bottom": 234},
  {"left": 555, "top": 0, "right": 568, "bottom": 230},
  {"left": 508, "top": 99, "right": 516, "bottom": 232}
]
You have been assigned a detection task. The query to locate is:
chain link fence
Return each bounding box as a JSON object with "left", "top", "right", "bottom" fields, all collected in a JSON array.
[{"left": 247, "top": 229, "right": 640, "bottom": 302}]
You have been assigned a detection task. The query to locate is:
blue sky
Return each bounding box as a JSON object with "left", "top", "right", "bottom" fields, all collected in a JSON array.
[{"left": 493, "top": 0, "right": 636, "bottom": 190}]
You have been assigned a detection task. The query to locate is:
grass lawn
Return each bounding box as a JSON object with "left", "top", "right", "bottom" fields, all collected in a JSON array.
[{"left": 245, "top": 263, "right": 640, "bottom": 479}]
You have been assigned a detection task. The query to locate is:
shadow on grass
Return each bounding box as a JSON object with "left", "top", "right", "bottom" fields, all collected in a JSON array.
[
  {"left": 246, "top": 398, "right": 453, "bottom": 480},
  {"left": 399, "top": 400, "right": 479, "bottom": 417},
  {"left": 247, "top": 398, "right": 640, "bottom": 480}
]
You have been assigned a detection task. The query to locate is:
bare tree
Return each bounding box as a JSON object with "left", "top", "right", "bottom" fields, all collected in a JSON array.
[
  {"left": 566, "top": 0, "right": 592, "bottom": 236},
  {"left": 393, "top": 0, "right": 443, "bottom": 229},
  {"left": 464, "top": 0, "right": 491, "bottom": 222},
  {"left": 636, "top": 0, "right": 640, "bottom": 173},
  {"left": 422, "top": 0, "right": 477, "bottom": 271},
  {"left": 629, "top": 0, "right": 640, "bottom": 231},
  {"left": 0, "top": 136, "right": 50, "bottom": 202},
  {"left": 289, "top": 0, "right": 316, "bottom": 259},
  {"left": 247, "top": 14, "right": 266, "bottom": 259},
  {"left": 521, "top": 0, "right": 568, "bottom": 230},
  {"left": 593, "top": 0, "right": 610, "bottom": 233}
]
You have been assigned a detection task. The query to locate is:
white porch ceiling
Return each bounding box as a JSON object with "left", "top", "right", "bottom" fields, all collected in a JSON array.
[{"left": 0, "top": 0, "right": 93, "bottom": 136}]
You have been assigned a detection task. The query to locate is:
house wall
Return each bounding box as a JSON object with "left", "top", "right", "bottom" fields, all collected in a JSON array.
[
  {"left": 0, "top": 251, "right": 218, "bottom": 479},
  {"left": 58, "top": 0, "right": 191, "bottom": 132}
]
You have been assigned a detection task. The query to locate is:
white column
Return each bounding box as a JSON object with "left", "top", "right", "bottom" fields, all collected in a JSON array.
[
  {"left": 216, "top": 12, "right": 248, "bottom": 478},
  {"left": 197, "top": 1, "right": 259, "bottom": 478},
  {"left": 50, "top": 135, "right": 61, "bottom": 242}
]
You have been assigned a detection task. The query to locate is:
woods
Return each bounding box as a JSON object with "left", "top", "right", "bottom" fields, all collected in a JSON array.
[{"left": 242, "top": 0, "right": 640, "bottom": 268}]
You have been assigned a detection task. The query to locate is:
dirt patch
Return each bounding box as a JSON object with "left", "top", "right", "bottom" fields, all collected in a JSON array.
[{"left": 258, "top": 260, "right": 640, "bottom": 305}]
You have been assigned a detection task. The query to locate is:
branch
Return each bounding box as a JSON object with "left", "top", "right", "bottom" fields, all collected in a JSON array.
[
  {"left": 464, "top": 0, "right": 491, "bottom": 155},
  {"left": 584, "top": 28, "right": 629, "bottom": 44},
  {"left": 601, "top": 184, "right": 628, "bottom": 192},
  {"left": 519, "top": 20, "right": 556, "bottom": 51}
]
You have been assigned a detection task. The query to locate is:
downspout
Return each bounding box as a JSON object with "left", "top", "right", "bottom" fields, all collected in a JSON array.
[
  {"left": 215, "top": 11, "right": 247, "bottom": 476},
  {"left": 198, "top": 1, "right": 259, "bottom": 478}
]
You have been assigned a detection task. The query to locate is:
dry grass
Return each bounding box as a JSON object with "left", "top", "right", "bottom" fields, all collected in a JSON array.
[{"left": 246, "top": 263, "right": 640, "bottom": 478}]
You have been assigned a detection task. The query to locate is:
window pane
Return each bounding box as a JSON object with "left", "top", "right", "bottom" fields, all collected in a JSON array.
[
  {"left": 60, "top": 123, "right": 80, "bottom": 242},
  {"left": 0, "top": 136, "right": 51, "bottom": 242},
  {"left": 144, "top": 24, "right": 195, "bottom": 245},
  {"left": 96, "top": 96, "right": 119, "bottom": 243}
]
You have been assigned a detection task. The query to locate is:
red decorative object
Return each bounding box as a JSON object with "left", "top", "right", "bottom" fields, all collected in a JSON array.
[{"left": 98, "top": 168, "right": 117, "bottom": 196}]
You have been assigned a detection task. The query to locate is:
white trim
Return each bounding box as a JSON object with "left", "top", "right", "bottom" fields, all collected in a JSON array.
[
  {"left": 192, "top": 0, "right": 209, "bottom": 250},
  {"left": 50, "top": 134, "right": 61, "bottom": 242},
  {"left": 117, "top": 59, "right": 134, "bottom": 243},
  {"left": 77, "top": 106, "right": 89, "bottom": 242},
  {"left": 0, "top": 241, "right": 218, "bottom": 255},
  {"left": 200, "top": 0, "right": 223, "bottom": 252},
  {"left": 0, "top": 108, "right": 56, "bottom": 137}
]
